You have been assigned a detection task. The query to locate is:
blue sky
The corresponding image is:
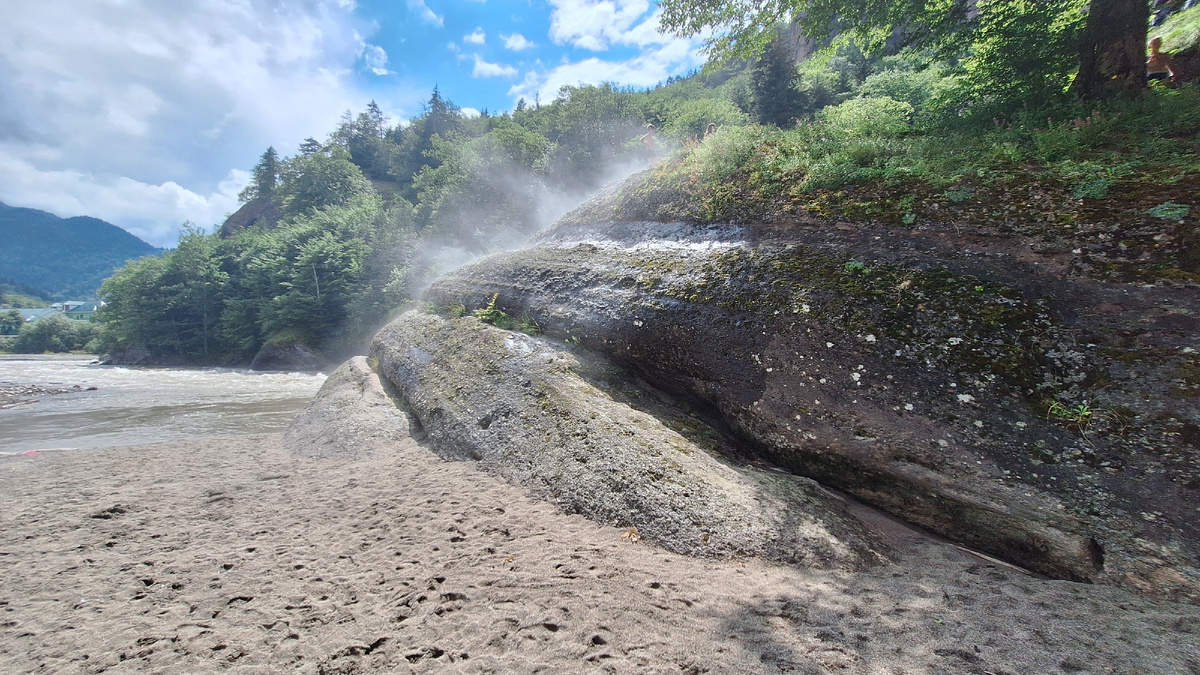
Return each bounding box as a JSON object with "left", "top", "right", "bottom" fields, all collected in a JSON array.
[{"left": 0, "top": 1, "right": 705, "bottom": 248}]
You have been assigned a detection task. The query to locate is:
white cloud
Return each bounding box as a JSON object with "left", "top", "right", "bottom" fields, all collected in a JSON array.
[
  {"left": 508, "top": 34, "right": 704, "bottom": 104},
  {"left": 459, "top": 107, "right": 482, "bottom": 118},
  {"left": 548, "top": 0, "right": 670, "bottom": 51},
  {"left": 472, "top": 54, "right": 518, "bottom": 78},
  {"left": 0, "top": 146, "right": 246, "bottom": 246},
  {"left": 509, "top": 1, "right": 705, "bottom": 104},
  {"left": 464, "top": 28, "right": 486, "bottom": 45},
  {"left": 105, "top": 84, "right": 165, "bottom": 137},
  {"left": 501, "top": 32, "right": 535, "bottom": 51},
  {"left": 0, "top": 0, "right": 410, "bottom": 247},
  {"left": 408, "top": 0, "right": 444, "bottom": 27},
  {"left": 362, "top": 43, "right": 392, "bottom": 75}
]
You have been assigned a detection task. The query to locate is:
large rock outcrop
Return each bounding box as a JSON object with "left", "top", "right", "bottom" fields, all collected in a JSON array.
[
  {"left": 412, "top": 178, "right": 1200, "bottom": 603},
  {"left": 285, "top": 356, "right": 412, "bottom": 459},
  {"left": 250, "top": 340, "right": 323, "bottom": 372},
  {"left": 219, "top": 196, "right": 281, "bottom": 238},
  {"left": 369, "top": 311, "right": 888, "bottom": 569}
]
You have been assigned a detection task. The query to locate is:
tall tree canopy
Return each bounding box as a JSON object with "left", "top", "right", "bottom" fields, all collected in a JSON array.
[
  {"left": 237, "top": 146, "right": 280, "bottom": 203},
  {"left": 750, "top": 34, "right": 807, "bottom": 125},
  {"left": 659, "top": 0, "right": 1150, "bottom": 101}
]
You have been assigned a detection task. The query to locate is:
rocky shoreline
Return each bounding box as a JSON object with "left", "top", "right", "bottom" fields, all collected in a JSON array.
[{"left": 0, "top": 382, "right": 96, "bottom": 410}]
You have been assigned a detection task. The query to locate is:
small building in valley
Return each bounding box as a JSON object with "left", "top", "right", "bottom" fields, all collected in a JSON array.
[{"left": 64, "top": 301, "right": 104, "bottom": 321}]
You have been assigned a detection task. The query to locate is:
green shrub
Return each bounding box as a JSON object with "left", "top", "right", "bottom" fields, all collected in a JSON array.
[
  {"left": 944, "top": 186, "right": 975, "bottom": 202},
  {"left": 664, "top": 98, "right": 751, "bottom": 140},
  {"left": 473, "top": 294, "right": 541, "bottom": 335},
  {"left": 1147, "top": 202, "right": 1191, "bottom": 221},
  {"left": 818, "top": 97, "right": 914, "bottom": 137},
  {"left": 856, "top": 68, "right": 943, "bottom": 113},
  {"left": 12, "top": 314, "right": 101, "bottom": 353},
  {"left": 1072, "top": 176, "right": 1113, "bottom": 199}
]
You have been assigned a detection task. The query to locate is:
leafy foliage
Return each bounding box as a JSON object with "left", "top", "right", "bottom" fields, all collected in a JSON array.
[
  {"left": 1147, "top": 201, "right": 1191, "bottom": 221},
  {"left": 962, "top": 0, "right": 1082, "bottom": 107},
  {"left": 0, "top": 309, "right": 24, "bottom": 334},
  {"left": 11, "top": 313, "right": 100, "bottom": 353},
  {"left": 278, "top": 147, "right": 374, "bottom": 218},
  {"left": 663, "top": 98, "right": 750, "bottom": 139},
  {"left": 473, "top": 293, "right": 541, "bottom": 335},
  {"left": 1153, "top": 3, "right": 1200, "bottom": 55},
  {"left": 661, "top": 0, "right": 1150, "bottom": 104},
  {"left": 818, "top": 96, "right": 913, "bottom": 137}
]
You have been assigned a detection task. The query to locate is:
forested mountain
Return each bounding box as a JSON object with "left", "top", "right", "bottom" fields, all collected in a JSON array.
[
  {"left": 0, "top": 202, "right": 162, "bottom": 299},
  {"left": 93, "top": 1, "right": 1200, "bottom": 365}
]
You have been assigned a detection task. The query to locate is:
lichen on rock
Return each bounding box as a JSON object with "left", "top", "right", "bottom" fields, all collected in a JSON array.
[{"left": 369, "top": 310, "right": 889, "bottom": 570}]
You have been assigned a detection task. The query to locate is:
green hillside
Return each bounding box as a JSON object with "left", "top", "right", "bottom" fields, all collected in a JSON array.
[{"left": 0, "top": 202, "right": 162, "bottom": 299}]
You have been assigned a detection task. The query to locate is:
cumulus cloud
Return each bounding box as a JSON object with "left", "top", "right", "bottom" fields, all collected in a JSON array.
[
  {"left": 548, "top": 0, "right": 671, "bottom": 51},
  {"left": 408, "top": 0, "right": 444, "bottom": 27},
  {"left": 0, "top": 146, "right": 247, "bottom": 245},
  {"left": 502, "top": 33, "right": 536, "bottom": 51},
  {"left": 464, "top": 28, "right": 486, "bottom": 45},
  {"left": 0, "top": 0, "right": 398, "bottom": 247},
  {"left": 501, "top": 32, "right": 535, "bottom": 51},
  {"left": 509, "top": 13, "right": 703, "bottom": 103},
  {"left": 472, "top": 55, "right": 518, "bottom": 78},
  {"left": 362, "top": 43, "right": 392, "bottom": 75}
]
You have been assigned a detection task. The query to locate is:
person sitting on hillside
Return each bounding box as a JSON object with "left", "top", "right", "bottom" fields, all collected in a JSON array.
[
  {"left": 1148, "top": 36, "right": 1176, "bottom": 82},
  {"left": 640, "top": 123, "right": 657, "bottom": 162},
  {"left": 704, "top": 122, "right": 717, "bottom": 139}
]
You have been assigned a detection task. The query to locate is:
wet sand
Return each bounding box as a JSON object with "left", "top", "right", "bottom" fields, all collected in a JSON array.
[{"left": 2, "top": 433, "right": 1198, "bottom": 674}]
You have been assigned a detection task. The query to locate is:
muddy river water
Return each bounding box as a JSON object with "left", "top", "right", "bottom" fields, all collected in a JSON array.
[{"left": 0, "top": 355, "right": 324, "bottom": 453}]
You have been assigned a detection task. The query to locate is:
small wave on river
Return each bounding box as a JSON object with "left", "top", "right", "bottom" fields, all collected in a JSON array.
[{"left": 0, "top": 355, "right": 325, "bottom": 453}]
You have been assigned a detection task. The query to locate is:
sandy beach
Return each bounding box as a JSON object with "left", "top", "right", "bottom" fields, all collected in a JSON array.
[{"left": 2, "top": 432, "right": 1199, "bottom": 674}]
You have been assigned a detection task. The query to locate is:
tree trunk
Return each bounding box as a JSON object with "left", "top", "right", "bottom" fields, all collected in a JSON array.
[{"left": 1071, "top": 0, "right": 1150, "bottom": 98}]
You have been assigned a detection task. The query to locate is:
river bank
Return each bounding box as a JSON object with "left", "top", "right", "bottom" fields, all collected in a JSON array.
[{"left": 2, "top": 432, "right": 1198, "bottom": 674}]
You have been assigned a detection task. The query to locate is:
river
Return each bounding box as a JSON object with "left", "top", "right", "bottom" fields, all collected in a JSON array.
[{"left": 0, "top": 355, "right": 325, "bottom": 453}]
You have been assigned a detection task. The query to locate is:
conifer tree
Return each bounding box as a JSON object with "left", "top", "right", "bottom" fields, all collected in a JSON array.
[
  {"left": 298, "top": 137, "right": 323, "bottom": 155},
  {"left": 750, "top": 36, "right": 804, "bottom": 127},
  {"left": 238, "top": 146, "right": 280, "bottom": 203}
]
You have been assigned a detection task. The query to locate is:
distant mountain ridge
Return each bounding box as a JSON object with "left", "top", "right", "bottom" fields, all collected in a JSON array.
[{"left": 0, "top": 201, "right": 162, "bottom": 299}]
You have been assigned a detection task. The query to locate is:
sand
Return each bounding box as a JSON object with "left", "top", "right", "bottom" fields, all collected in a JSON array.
[{"left": 2, "top": 433, "right": 1199, "bottom": 674}]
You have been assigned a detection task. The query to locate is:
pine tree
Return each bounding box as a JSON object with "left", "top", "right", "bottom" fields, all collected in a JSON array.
[
  {"left": 424, "top": 87, "right": 461, "bottom": 140},
  {"left": 298, "top": 137, "right": 322, "bottom": 155},
  {"left": 238, "top": 146, "right": 280, "bottom": 203},
  {"left": 750, "top": 37, "right": 804, "bottom": 127},
  {"left": 349, "top": 100, "right": 390, "bottom": 179}
]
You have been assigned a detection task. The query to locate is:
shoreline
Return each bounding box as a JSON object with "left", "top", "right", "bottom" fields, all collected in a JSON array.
[{"left": 2, "top": 433, "right": 1198, "bottom": 673}]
